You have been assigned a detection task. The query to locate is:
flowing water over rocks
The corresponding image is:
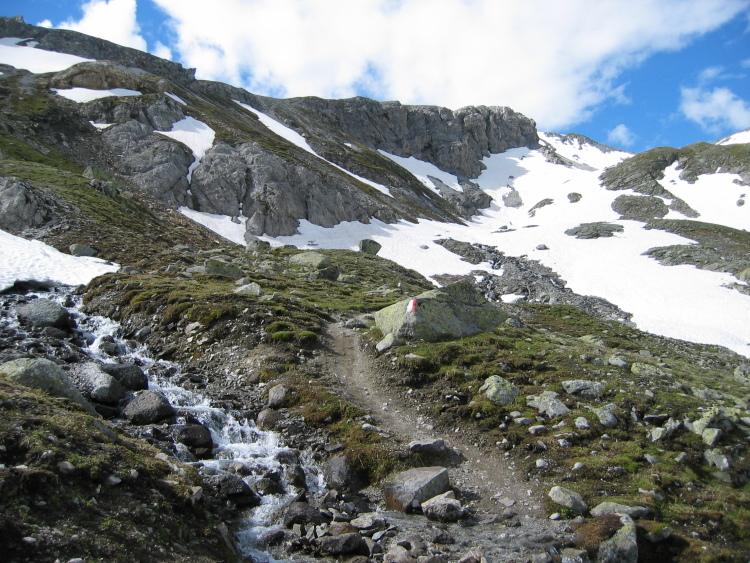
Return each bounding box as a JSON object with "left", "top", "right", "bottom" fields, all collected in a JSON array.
[{"left": 1, "top": 285, "right": 578, "bottom": 562}]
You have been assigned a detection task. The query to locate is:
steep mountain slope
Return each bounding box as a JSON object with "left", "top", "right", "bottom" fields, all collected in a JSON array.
[{"left": 2, "top": 15, "right": 750, "bottom": 563}]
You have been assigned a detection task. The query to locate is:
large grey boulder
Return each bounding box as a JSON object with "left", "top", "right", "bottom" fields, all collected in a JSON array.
[
  {"left": 548, "top": 486, "right": 588, "bottom": 515},
  {"left": 0, "top": 358, "right": 98, "bottom": 416},
  {"left": 358, "top": 239, "right": 382, "bottom": 255},
  {"left": 479, "top": 375, "right": 520, "bottom": 406},
  {"left": 204, "top": 257, "right": 243, "bottom": 278},
  {"left": 596, "top": 514, "right": 638, "bottom": 563},
  {"left": 383, "top": 466, "right": 450, "bottom": 512},
  {"left": 99, "top": 363, "right": 148, "bottom": 391},
  {"left": 171, "top": 423, "right": 213, "bottom": 458},
  {"left": 68, "top": 362, "right": 127, "bottom": 404},
  {"left": 0, "top": 177, "right": 52, "bottom": 232},
  {"left": 123, "top": 390, "right": 175, "bottom": 424},
  {"left": 315, "top": 533, "right": 363, "bottom": 556},
  {"left": 374, "top": 281, "right": 510, "bottom": 342},
  {"left": 17, "top": 299, "right": 71, "bottom": 329}
]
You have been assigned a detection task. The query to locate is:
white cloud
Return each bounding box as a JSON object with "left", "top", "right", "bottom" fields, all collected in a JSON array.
[
  {"left": 57, "top": 0, "right": 147, "bottom": 51},
  {"left": 152, "top": 41, "right": 173, "bottom": 61},
  {"left": 37, "top": 19, "right": 53, "bottom": 28},
  {"left": 698, "top": 66, "right": 725, "bottom": 83},
  {"left": 680, "top": 86, "right": 750, "bottom": 133},
  {"left": 607, "top": 124, "right": 636, "bottom": 147},
  {"left": 152, "top": 0, "right": 748, "bottom": 130}
]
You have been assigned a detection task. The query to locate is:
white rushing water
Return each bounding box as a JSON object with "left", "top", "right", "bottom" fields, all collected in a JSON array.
[{"left": 32, "top": 288, "right": 326, "bottom": 561}]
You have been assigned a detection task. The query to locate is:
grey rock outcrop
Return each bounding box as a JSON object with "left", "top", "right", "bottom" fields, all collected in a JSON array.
[
  {"left": 612, "top": 195, "right": 668, "bottom": 221},
  {"left": 565, "top": 222, "right": 624, "bottom": 239},
  {"left": 0, "top": 358, "right": 98, "bottom": 416},
  {"left": 0, "top": 177, "right": 53, "bottom": 233},
  {"left": 421, "top": 491, "right": 463, "bottom": 522},
  {"left": 358, "top": 239, "right": 382, "bottom": 255},
  {"left": 289, "top": 97, "right": 539, "bottom": 178}
]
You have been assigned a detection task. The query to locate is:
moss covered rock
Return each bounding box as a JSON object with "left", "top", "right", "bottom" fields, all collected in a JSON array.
[{"left": 374, "top": 281, "right": 510, "bottom": 342}]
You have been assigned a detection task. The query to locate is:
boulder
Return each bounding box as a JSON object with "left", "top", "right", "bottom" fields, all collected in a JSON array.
[
  {"left": 171, "top": 423, "right": 214, "bottom": 458},
  {"left": 69, "top": 243, "right": 97, "bottom": 257},
  {"left": 591, "top": 404, "right": 619, "bottom": 429},
  {"left": 596, "top": 514, "right": 638, "bottom": 563},
  {"left": 611, "top": 194, "right": 668, "bottom": 221},
  {"left": 734, "top": 363, "right": 750, "bottom": 384},
  {"left": 17, "top": 299, "right": 70, "bottom": 329},
  {"left": 282, "top": 501, "right": 330, "bottom": 527},
  {"left": 421, "top": 491, "right": 463, "bottom": 522},
  {"left": 548, "top": 486, "right": 587, "bottom": 515},
  {"left": 562, "top": 379, "right": 603, "bottom": 398},
  {"left": 256, "top": 408, "right": 282, "bottom": 429},
  {"left": 204, "top": 257, "right": 243, "bottom": 278},
  {"left": 358, "top": 239, "right": 382, "bottom": 255},
  {"left": 289, "top": 251, "right": 332, "bottom": 269},
  {"left": 267, "top": 384, "right": 288, "bottom": 408},
  {"left": 315, "top": 533, "right": 363, "bottom": 555},
  {"left": 99, "top": 363, "right": 148, "bottom": 391},
  {"left": 0, "top": 358, "right": 98, "bottom": 416},
  {"left": 123, "top": 390, "right": 175, "bottom": 424},
  {"left": 408, "top": 439, "right": 446, "bottom": 456},
  {"left": 68, "top": 362, "right": 127, "bottom": 405},
  {"left": 0, "top": 177, "right": 52, "bottom": 232},
  {"left": 374, "top": 281, "right": 510, "bottom": 342},
  {"left": 479, "top": 375, "right": 520, "bottom": 406},
  {"left": 323, "top": 454, "right": 358, "bottom": 491},
  {"left": 383, "top": 466, "right": 450, "bottom": 512},
  {"left": 209, "top": 474, "right": 260, "bottom": 507},
  {"left": 234, "top": 282, "right": 264, "bottom": 296},
  {"left": 590, "top": 502, "right": 650, "bottom": 519},
  {"left": 527, "top": 391, "right": 570, "bottom": 418}
]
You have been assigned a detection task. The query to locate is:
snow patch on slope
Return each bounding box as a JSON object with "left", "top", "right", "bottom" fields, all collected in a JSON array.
[
  {"left": 234, "top": 101, "right": 392, "bottom": 197},
  {"left": 52, "top": 87, "right": 141, "bottom": 103},
  {"left": 0, "top": 229, "right": 119, "bottom": 292},
  {"left": 0, "top": 37, "right": 93, "bottom": 73},
  {"left": 539, "top": 132, "right": 632, "bottom": 170},
  {"left": 716, "top": 129, "right": 750, "bottom": 146},
  {"left": 178, "top": 208, "right": 246, "bottom": 245},
  {"left": 379, "top": 151, "right": 464, "bottom": 193},
  {"left": 157, "top": 117, "right": 215, "bottom": 182},
  {"left": 660, "top": 162, "right": 748, "bottom": 229}
]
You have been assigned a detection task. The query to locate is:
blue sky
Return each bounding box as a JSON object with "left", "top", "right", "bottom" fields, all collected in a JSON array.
[{"left": 2, "top": 0, "right": 750, "bottom": 153}]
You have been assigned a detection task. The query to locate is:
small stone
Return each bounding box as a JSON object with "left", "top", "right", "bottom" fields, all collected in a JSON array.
[
  {"left": 548, "top": 485, "right": 588, "bottom": 515},
  {"left": 702, "top": 427, "right": 722, "bottom": 447},
  {"left": 536, "top": 459, "right": 550, "bottom": 468},
  {"left": 575, "top": 417, "right": 590, "bottom": 430},
  {"left": 644, "top": 454, "right": 659, "bottom": 465},
  {"left": 529, "top": 425, "right": 547, "bottom": 435},
  {"left": 572, "top": 462, "right": 585, "bottom": 471}
]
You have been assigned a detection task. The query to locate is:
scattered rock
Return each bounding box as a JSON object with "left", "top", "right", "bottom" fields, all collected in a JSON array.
[
  {"left": 562, "top": 379, "right": 603, "bottom": 398},
  {"left": 99, "top": 363, "right": 148, "bottom": 391},
  {"left": 479, "top": 375, "right": 520, "bottom": 406},
  {"left": 548, "top": 486, "right": 587, "bottom": 515},
  {"left": 408, "top": 438, "right": 446, "bottom": 456},
  {"left": 204, "top": 257, "right": 243, "bottom": 278},
  {"left": 122, "top": 390, "right": 175, "bottom": 425},
  {"left": 69, "top": 243, "right": 97, "bottom": 257},
  {"left": 421, "top": 490, "right": 463, "bottom": 522},
  {"left": 565, "top": 222, "right": 624, "bottom": 239},
  {"left": 234, "top": 282, "right": 264, "bottom": 296},
  {"left": 256, "top": 408, "right": 282, "bottom": 429},
  {"left": 590, "top": 404, "right": 619, "bottom": 428},
  {"left": 68, "top": 362, "right": 127, "bottom": 405},
  {"left": 383, "top": 466, "right": 450, "bottom": 512},
  {"left": 596, "top": 514, "right": 638, "bottom": 563},
  {"left": 527, "top": 391, "right": 570, "bottom": 418},
  {"left": 590, "top": 502, "right": 650, "bottom": 519},
  {"left": 267, "top": 384, "right": 288, "bottom": 408},
  {"left": 315, "top": 532, "right": 363, "bottom": 555}
]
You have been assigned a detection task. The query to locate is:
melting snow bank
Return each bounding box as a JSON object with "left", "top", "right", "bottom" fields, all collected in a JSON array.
[
  {"left": 52, "top": 87, "right": 142, "bottom": 103},
  {"left": 0, "top": 229, "right": 119, "bottom": 292},
  {"left": 158, "top": 117, "right": 216, "bottom": 182},
  {"left": 0, "top": 37, "right": 93, "bottom": 73}
]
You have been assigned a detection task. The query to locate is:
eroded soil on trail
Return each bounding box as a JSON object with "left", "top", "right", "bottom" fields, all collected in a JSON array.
[{"left": 317, "top": 323, "right": 555, "bottom": 521}]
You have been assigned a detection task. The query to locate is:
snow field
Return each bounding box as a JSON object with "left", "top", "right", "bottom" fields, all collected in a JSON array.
[{"left": 0, "top": 230, "right": 119, "bottom": 292}]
